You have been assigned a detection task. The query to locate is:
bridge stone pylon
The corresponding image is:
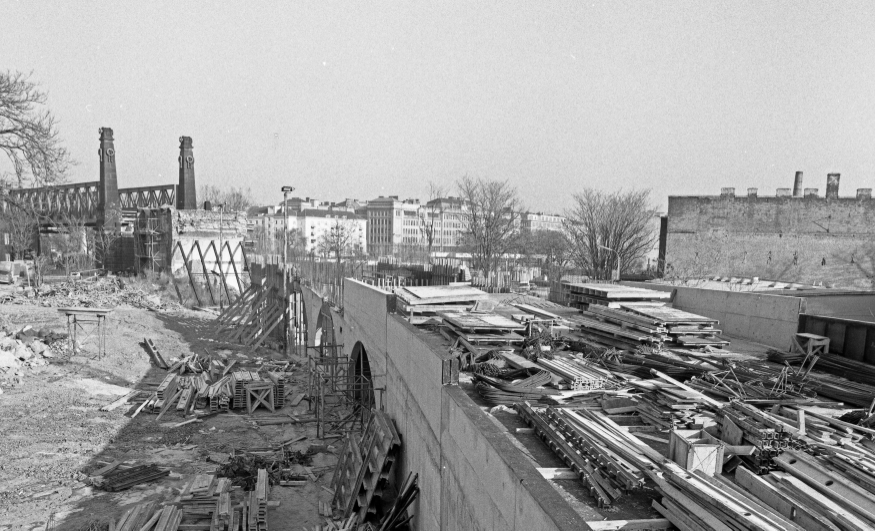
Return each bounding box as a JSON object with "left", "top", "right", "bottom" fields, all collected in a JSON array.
[
  {"left": 177, "top": 136, "right": 197, "bottom": 210},
  {"left": 97, "top": 127, "right": 120, "bottom": 227}
]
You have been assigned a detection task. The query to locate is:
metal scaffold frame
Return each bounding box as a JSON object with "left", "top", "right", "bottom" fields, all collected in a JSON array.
[
  {"left": 307, "top": 344, "right": 382, "bottom": 439},
  {"left": 134, "top": 208, "right": 171, "bottom": 274}
]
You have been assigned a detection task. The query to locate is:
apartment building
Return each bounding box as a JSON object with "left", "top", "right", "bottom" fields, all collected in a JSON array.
[
  {"left": 520, "top": 211, "right": 565, "bottom": 233},
  {"left": 365, "top": 196, "right": 423, "bottom": 255},
  {"left": 299, "top": 209, "right": 367, "bottom": 255},
  {"left": 423, "top": 196, "right": 469, "bottom": 251}
]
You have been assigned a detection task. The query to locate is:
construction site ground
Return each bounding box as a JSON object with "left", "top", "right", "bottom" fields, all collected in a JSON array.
[{"left": 0, "top": 302, "right": 332, "bottom": 530}]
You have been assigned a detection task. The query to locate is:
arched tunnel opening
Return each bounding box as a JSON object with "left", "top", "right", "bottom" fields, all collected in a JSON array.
[{"left": 351, "top": 341, "right": 376, "bottom": 413}]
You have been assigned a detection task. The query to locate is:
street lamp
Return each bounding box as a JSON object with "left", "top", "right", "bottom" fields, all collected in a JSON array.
[
  {"left": 281, "top": 186, "right": 295, "bottom": 357},
  {"left": 598, "top": 244, "right": 621, "bottom": 282}
]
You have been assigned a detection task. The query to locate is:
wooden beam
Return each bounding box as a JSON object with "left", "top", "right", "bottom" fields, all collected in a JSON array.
[{"left": 585, "top": 519, "right": 673, "bottom": 530}]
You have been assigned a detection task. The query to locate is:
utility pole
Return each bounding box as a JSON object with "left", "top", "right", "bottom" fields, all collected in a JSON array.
[{"left": 281, "top": 186, "right": 295, "bottom": 357}]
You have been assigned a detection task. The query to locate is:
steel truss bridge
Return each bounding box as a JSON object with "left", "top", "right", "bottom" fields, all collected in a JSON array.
[{"left": 3, "top": 182, "right": 176, "bottom": 227}]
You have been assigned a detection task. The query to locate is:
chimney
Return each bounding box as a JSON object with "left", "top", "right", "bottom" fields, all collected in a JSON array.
[
  {"left": 857, "top": 188, "right": 872, "bottom": 200},
  {"left": 793, "top": 171, "right": 804, "bottom": 197},
  {"left": 826, "top": 173, "right": 840, "bottom": 199},
  {"left": 720, "top": 187, "right": 735, "bottom": 197},
  {"left": 804, "top": 188, "right": 819, "bottom": 198},
  {"left": 747, "top": 187, "right": 758, "bottom": 198},
  {"left": 776, "top": 188, "right": 791, "bottom": 197}
]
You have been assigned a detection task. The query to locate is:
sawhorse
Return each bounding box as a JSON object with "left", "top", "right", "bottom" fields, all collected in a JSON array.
[{"left": 58, "top": 307, "right": 112, "bottom": 359}]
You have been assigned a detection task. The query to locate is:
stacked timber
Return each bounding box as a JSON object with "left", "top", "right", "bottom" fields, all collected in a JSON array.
[
  {"left": 231, "top": 371, "right": 260, "bottom": 408},
  {"left": 93, "top": 464, "right": 170, "bottom": 491},
  {"left": 439, "top": 312, "right": 526, "bottom": 345},
  {"left": 627, "top": 379, "right": 716, "bottom": 430},
  {"left": 568, "top": 301, "right": 727, "bottom": 350},
  {"left": 395, "top": 285, "right": 487, "bottom": 325},
  {"left": 620, "top": 303, "right": 727, "bottom": 347},
  {"left": 535, "top": 355, "right": 610, "bottom": 390},
  {"left": 206, "top": 375, "right": 232, "bottom": 413},
  {"left": 517, "top": 403, "right": 662, "bottom": 508},
  {"left": 265, "top": 372, "right": 287, "bottom": 409},
  {"left": 565, "top": 283, "right": 671, "bottom": 309},
  {"left": 156, "top": 373, "right": 178, "bottom": 401}
]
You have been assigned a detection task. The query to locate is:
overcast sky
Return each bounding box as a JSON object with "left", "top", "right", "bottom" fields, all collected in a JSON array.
[{"left": 3, "top": 1, "right": 875, "bottom": 212}]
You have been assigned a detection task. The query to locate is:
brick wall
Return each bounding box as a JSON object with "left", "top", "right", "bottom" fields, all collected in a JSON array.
[{"left": 665, "top": 195, "right": 875, "bottom": 288}]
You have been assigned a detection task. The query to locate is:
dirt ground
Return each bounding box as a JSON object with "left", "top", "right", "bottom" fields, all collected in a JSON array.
[{"left": 0, "top": 302, "right": 332, "bottom": 531}]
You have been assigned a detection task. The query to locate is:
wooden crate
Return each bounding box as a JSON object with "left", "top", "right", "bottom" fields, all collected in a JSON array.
[{"left": 669, "top": 429, "right": 724, "bottom": 476}]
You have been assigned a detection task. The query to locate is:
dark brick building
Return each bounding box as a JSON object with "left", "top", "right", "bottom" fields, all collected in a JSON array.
[{"left": 662, "top": 174, "right": 875, "bottom": 289}]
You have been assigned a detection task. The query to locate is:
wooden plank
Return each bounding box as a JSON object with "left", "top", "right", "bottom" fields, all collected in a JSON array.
[
  {"left": 735, "top": 467, "right": 838, "bottom": 531},
  {"left": 620, "top": 303, "right": 716, "bottom": 323},
  {"left": 439, "top": 312, "right": 526, "bottom": 331},
  {"left": 537, "top": 467, "right": 579, "bottom": 480},
  {"left": 774, "top": 451, "right": 875, "bottom": 524},
  {"left": 101, "top": 390, "right": 140, "bottom": 412},
  {"left": 585, "top": 519, "right": 673, "bottom": 530},
  {"left": 396, "top": 285, "right": 487, "bottom": 305},
  {"left": 772, "top": 472, "right": 872, "bottom": 530},
  {"left": 245, "top": 305, "right": 285, "bottom": 348},
  {"left": 652, "top": 500, "right": 699, "bottom": 531}
]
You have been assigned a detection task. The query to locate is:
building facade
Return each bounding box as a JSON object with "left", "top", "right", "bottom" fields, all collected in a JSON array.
[
  {"left": 364, "top": 196, "right": 424, "bottom": 255},
  {"left": 299, "top": 209, "right": 367, "bottom": 255},
  {"left": 520, "top": 211, "right": 564, "bottom": 233},
  {"left": 423, "top": 197, "right": 469, "bottom": 251},
  {"left": 662, "top": 173, "right": 875, "bottom": 289}
]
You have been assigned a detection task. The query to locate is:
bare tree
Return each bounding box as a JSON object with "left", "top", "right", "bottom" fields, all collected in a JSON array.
[
  {"left": 0, "top": 71, "right": 72, "bottom": 188},
  {"left": 457, "top": 176, "right": 521, "bottom": 280},
  {"left": 532, "top": 229, "right": 572, "bottom": 283},
  {"left": 199, "top": 184, "right": 253, "bottom": 211},
  {"left": 317, "top": 218, "right": 361, "bottom": 265},
  {"left": 564, "top": 189, "right": 656, "bottom": 280},
  {"left": 96, "top": 206, "right": 123, "bottom": 270},
  {"left": 285, "top": 227, "right": 307, "bottom": 262},
  {"left": 418, "top": 181, "right": 446, "bottom": 261},
  {"left": 0, "top": 201, "right": 39, "bottom": 260},
  {"left": 44, "top": 210, "right": 90, "bottom": 278}
]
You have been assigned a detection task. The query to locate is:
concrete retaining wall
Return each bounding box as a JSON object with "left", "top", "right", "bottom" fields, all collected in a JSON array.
[
  {"left": 798, "top": 294, "right": 875, "bottom": 323},
  {"left": 299, "top": 279, "right": 589, "bottom": 530},
  {"left": 622, "top": 281, "right": 802, "bottom": 350}
]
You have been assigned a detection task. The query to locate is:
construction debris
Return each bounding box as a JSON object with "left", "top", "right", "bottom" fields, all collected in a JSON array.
[
  {"left": 2, "top": 276, "right": 180, "bottom": 310},
  {"left": 331, "top": 410, "right": 403, "bottom": 525}
]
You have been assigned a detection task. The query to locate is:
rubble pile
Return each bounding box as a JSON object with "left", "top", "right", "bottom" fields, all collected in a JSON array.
[
  {"left": 1, "top": 276, "right": 182, "bottom": 311},
  {"left": 0, "top": 324, "right": 68, "bottom": 373}
]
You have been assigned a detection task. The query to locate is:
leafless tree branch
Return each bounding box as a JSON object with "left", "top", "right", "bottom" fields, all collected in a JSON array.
[{"left": 0, "top": 70, "right": 73, "bottom": 188}]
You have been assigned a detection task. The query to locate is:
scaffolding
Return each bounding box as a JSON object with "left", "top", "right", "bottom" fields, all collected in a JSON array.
[
  {"left": 134, "top": 207, "right": 172, "bottom": 274},
  {"left": 308, "top": 344, "right": 382, "bottom": 439}
]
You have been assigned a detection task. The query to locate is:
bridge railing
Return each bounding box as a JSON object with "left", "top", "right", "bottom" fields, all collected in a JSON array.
[
  {"left": 3, "top": 181, "right": 100, "bottom": 220},
  {"left": 118, "top": 184, "right": 176, "bottom": 212}
]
